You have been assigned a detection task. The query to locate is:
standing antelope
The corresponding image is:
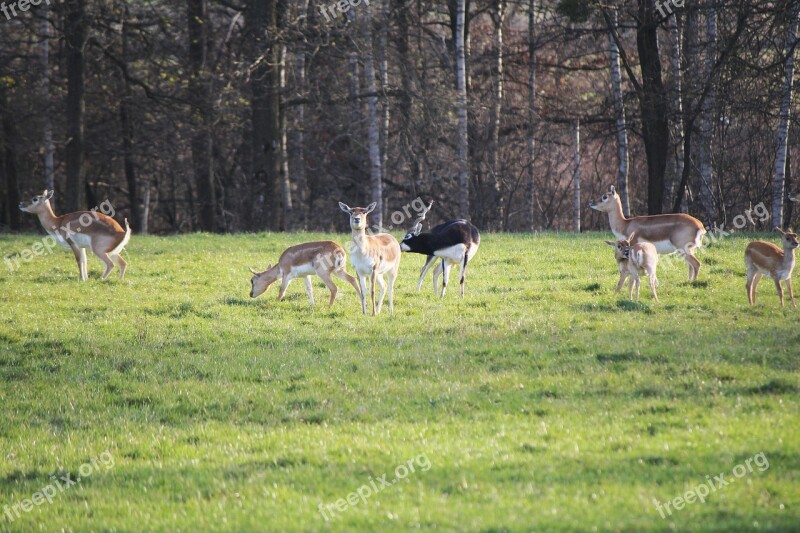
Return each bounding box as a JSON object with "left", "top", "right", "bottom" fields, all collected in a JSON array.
[
  {"left": 605, "top": 234, "right": 660, "bottom": 302},
  {"left": 249, "top": 241, "right": 361, "bottom": 307},
  {"left": 399, "top": 201, "right": 480, "bottom": 297},
  {"left": 339, "top": 202, "right": 401, "bottom": 315},
  {"left": 18, "top": 190, "right": 131, "bottom": 281},
  {"left": 590, "top": 185, "right": 705, "bottom": 281},
  {"left": 745, "top": 227, "right": 799, "bottom": 307}
]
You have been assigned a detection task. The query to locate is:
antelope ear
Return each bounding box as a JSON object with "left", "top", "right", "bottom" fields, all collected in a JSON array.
[
  {"left": 605, "top": 241, "right": 617, "bottom": 246},
  {"left": 627, "top": 232, "right": 636, "bottom": 242},
  {"left": 338, "top": 202, "right": 352, "bottom": 214},
  {"left": 412, "top": 222, "right": 423, "bottom": 236},
  {"left": 610, "top": 185, "right": 616, "bottom": 195},
  {"left": 45, "top": 190, "right": 53, "bottom": 200},
  {"left": 249, "top": 267, "right": 258, "bottom": 275},
  {"left": 365, "top": 202, "right": 377, "bottom": 214}
]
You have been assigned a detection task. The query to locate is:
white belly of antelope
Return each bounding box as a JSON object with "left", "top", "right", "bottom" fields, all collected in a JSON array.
[{"left": 434, "top": 244, "right": 468, "bottom": 263}]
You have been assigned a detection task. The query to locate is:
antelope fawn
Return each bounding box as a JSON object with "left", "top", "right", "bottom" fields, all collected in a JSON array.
[
  {"left": 745, "top": 227, "right": 799, "bottom": 307},
  {"left": 18, "top": 190, "right": 131, "bottom": 281},
  {"left": 339, "top": 202, "right": 401, "bottom": 315},
  {"left": 249, "top": 241, "right": 361, "bottom": 307},
  {"left": 605, "top": 234, "right": 660, "bottom": 302},
  {"left": 591, "top": 185, "right": 705, "bottom": 281}
]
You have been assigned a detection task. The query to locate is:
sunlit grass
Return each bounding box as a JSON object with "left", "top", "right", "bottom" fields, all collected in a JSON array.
[{"left": 0, "top": 231, "right": 798, "bottom": 531}]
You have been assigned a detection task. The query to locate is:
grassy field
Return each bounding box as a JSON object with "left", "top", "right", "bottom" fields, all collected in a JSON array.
[{"left": 0, "top": 230, "right": 798, "bottom": 532}]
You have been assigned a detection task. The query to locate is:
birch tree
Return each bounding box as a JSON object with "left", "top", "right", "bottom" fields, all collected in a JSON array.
[
  {"left": 526, "top": 0, "right": 537, "bottom": 231},
  {"left": 362, "top": 0, "right": 384, "bottom": 229},
  {"left": 456, "top": 0, "right": 469, "bottom": 218},
  {"left": 489, "top": 0, "right": 504, "bottom": 227},
  {"left": 773, "top": 1, "right": 800, "bottom": 229},
  {"left": 608, "top": 7, "right": 630, "bottom": 217},
  {"left": 40, "top": 5, "right": 55, "bottom": 195}
]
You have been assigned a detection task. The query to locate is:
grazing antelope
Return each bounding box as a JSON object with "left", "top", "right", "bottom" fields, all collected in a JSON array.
[
  {"left": 745, "top": 227, "right": 799, "bottom": 307},
  {"left": 339, "top": 202, "right": 401, "bottom": 315},
  {"left": 249, "top": 241, "right": 361, "bottom": 307},
  {"left": 590, "top": 185, "right": 705, "bottom": 281},
  {"left": 605, "top": 234, "right": 660, "bottom": 302},
  {"left": 18, "top": 190, "right": 131, "bottom": 281},
  {"left": 399, "top": 201, "right": 480, "bottom": 297}
]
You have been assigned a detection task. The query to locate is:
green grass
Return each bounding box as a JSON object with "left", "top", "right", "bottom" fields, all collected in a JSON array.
[{"left": 0, "top": 231, "right": 798, "bottom": 532}]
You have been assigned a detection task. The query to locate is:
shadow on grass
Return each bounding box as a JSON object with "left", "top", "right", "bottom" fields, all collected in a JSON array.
[{"left": 615, "top": 300, "right": 653, "bottom": 313}]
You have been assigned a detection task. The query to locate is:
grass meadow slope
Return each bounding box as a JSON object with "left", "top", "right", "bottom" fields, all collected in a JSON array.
[{"left": 0, "top": 231, "right": 798, "bottom": 532}]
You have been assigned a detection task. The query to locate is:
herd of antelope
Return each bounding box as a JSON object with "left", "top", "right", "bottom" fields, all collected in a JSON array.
[{"left": 17, "top": 186, "right": 799, "bottom": 312}]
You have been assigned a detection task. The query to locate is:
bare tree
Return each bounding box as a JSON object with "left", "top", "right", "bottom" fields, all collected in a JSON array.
[
  {"left": 696, "top": 0, "right": 718, "bottom": 223},
  {"left": 362, "top": 0, "right": 384, "bottom": 228},
  {"left": 40, "top": 5, "right": 55, "bottom": 195},
  {"left": 64, "top": 0, "right": 88, "bottom": 212},
  {"left": 456, "top": 0, "right": 469, "bottom": 218},
  {"left": 573, "top": 120, "right": 581, "bottom": 233},
  {"left": 489, "top": 0, "right": 504, "bottom": 227},
  {"left": 608, "top": 6, "right": 630, "bottom": 217},
  {"left": 246, "top": 0, "right": 280, "bottom": 230},
  {"left": 526, "top": 0, "right": 537, "bottom": 231},
  {"left": 666, "top": 11, "right": 686, "bottom": 212},
  {"left": 773, "top": 1, "right": 800, "bottom": 229}
]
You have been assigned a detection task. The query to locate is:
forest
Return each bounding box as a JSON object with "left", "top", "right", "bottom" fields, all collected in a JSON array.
[{"left": 0, "top": 0, "right": 798, "bottom": 235}]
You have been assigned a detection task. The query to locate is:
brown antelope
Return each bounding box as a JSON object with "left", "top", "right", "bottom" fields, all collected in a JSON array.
[
  {"left": 605, "top": 234, "right": 660, "bottom": 302},
  {"left": 590, "top": 185, "right": 705, "bottom": 281},
  {"left": 249, "top": 241, "right": 361, "bottom": 307},
  {"left": 339, "top": 202, "right": 401, "bottom": 315},
  {"left": 18, "top": 190, "right": 131, "bottom": 281},
  {"left": 745, "top": 227, "right": 799, "bottom": 307}
]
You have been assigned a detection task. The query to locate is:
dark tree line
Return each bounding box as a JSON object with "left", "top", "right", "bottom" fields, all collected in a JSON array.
[{"left": 1, "top": 0, "right": 799, "bottom": 234}]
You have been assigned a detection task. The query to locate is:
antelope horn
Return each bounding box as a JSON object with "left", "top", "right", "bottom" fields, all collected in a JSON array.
[{"left": 413, "top": 200, "right": 434, "bottom": 226}]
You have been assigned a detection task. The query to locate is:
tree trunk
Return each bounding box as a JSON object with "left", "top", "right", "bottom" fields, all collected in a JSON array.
[
  {"left": 608, "top": 7, "right": 630, "bottom": 217},
  {"left": 362, "top": 0, "right": 383, "bottom": 229},
  {"left": 64, "top": 0, "right": 87, "bottom": 212},
  {"left": 279, "top": 42, "right": 292, "bottom": 229},
  {"left": 246, "top": 0, "right": 280, "bottom": 230},
  {"left": 525, "top": 0, "right": 537, "bottom": 231},
  {"left": 455, "top": 0, "right": 469, "bottom": 218},
  {"left": 572, "top": 120, "right": 581, "bottom": 233},
  {"left": 40, "top": 4, "right": 55, "bottom": 195},
  {"left": 696, "top": 0, "right": 718, "bottom": 223},
  {"left": 667, "top": 11, "right": 686, "bottom": 213},
  {"left": 636, "top": 0, "right": 669, "bottom": 215},
  {"left": 773, "top": 1, "right": 800, "bottom": 229},
  {"left": 488, "top": 0, "right": 504, "bottom": 228},
  {"left": 0, "top": 84, "right": 20, "bottom": 230},
  {"left": 394, "top": 0, "right": 422, "bottom": 200},
  {"left": 378, "top": 0, "right": 390, "bottom": 215},
  {"left": 292, "top": 0, "right": 309, "bottom": 229},
  {"left": 187, "top": 0, "right": 216, "bottom": 232},
  {"left": 120, "top": 9, "right": 145, "bottom": 233}
]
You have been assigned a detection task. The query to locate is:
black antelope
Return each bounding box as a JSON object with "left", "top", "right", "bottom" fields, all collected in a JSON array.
[{"left": 399, "top": 201, "right": 480, "bottom": 297}]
